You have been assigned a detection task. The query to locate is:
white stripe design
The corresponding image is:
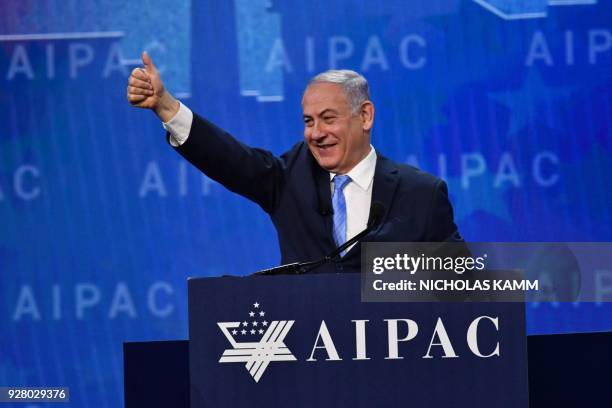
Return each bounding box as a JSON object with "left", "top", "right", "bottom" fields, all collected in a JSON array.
[
  {"left": 472, "top": 0, "right": 597, "bottom": 20},
  {"left": 0, "top": 31, "right": 125, "bottom": 42},
  {"left": 218, "top": 320, "right": 297, "bottom": 382}
]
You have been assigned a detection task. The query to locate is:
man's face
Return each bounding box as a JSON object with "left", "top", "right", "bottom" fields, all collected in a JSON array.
[{"left": 302, "top": 82, "right": 373, "bottom": 174}]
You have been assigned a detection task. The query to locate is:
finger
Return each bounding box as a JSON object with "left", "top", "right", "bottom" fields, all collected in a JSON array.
[
  {"left": 142, "top": 51, "right": 157, "bottom": 74},
  {"left": 128, "top": 77, "right": 153, "bottom": 89},
  {"left": 130, "top": 67, "right": 150, "bottom": 82},
  {"left": 127, "top": 86, "right": 154, "bottom": 96},
  {"left": 128, "top": 93, "right": 147, "bottom": 104}
]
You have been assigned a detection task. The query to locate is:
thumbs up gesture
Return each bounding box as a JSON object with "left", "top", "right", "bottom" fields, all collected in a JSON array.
[{"left": 127, "top": 51, "right": 178, "bottom": 122}]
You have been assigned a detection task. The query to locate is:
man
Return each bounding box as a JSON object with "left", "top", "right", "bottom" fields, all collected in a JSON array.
[{"left": 127, "top": 52, "right": 461, "bottom": 273}]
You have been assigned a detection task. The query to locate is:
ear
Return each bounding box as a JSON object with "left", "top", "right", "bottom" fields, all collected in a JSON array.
[{"left": 360, "top": 101, "right": 375, "bottom": 131}]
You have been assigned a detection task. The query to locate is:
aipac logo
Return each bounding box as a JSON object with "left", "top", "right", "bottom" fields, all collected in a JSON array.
[
  {"left": 218, "top": 302, "right": 297, "bottom": 382},
  {"left": 218, "top": 302, "right": 502, "bottom": 383}
]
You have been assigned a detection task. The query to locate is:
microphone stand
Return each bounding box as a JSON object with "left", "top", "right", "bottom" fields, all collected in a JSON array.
[{"left": 254, "top": 204, "right": 383, "bottom": 276}]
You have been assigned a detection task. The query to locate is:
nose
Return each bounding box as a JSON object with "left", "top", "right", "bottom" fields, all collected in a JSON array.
[{"left": 310, "top": 121, "right": 326, "bottom": 141}]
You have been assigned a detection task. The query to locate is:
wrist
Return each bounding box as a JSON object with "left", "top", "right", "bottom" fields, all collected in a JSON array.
[{"left": 155, "top": 91, "right": 180, "bottom": 123}]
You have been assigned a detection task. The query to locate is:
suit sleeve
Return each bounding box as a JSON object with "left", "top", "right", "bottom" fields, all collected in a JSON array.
[
  {"left": 425, "top": 180, "right": 463, "bottom": 242},
  {"left": 170, "top": 113, "right": 283, "bottom": 214}
]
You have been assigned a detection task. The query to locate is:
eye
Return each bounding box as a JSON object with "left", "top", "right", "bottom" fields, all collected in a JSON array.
[
  {"left": 323, "top": 116, "right": 336, "bottom": 124},
  {"left": 304, "top": 118, "right": 313, "bottom": 127}
]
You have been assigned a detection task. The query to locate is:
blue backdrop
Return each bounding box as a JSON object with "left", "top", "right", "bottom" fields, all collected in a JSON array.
[{"left": 1, "top": 1, "right": 611, "bottom": 406}]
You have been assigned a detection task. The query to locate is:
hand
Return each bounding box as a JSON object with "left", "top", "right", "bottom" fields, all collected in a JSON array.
[{"left": 127, "top": 51, "right": 179, "bottom": 122}]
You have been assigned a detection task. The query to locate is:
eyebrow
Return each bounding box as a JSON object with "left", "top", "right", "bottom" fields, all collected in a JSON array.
[
  {"left": 303, "top": 109, "right": 339, "bottom": 119},
  {"left": 319, "top": 109, "right": 338, "bottom": 116}
]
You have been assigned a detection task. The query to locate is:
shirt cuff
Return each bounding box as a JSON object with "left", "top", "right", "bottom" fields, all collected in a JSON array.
[{"left": 163, "top": 101, "right": 193, "bottom": 147}]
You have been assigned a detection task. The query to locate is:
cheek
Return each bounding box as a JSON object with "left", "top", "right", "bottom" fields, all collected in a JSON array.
[
  {"left": 328, "top": 124, "right": 345, "bottom": 140},
  {"left": 346, "top": 125, "right": 362, "bottom": 145}
]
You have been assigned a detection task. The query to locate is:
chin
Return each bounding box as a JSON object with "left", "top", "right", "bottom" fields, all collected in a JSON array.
[
  {"left": 316, "top": 158, "right": 340, "bottom": 172},
  {"left": 308, "top": 147, "right": 340, "bottom": 171}
]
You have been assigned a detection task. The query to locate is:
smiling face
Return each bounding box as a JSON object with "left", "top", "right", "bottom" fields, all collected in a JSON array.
[{"left": 302, "top": 82, "right": 374, "bottom": 174}]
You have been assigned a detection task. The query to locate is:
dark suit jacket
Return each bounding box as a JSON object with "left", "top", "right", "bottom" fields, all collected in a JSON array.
[{"left": 172, "top": 114, "right": 462, "bottom": 273}]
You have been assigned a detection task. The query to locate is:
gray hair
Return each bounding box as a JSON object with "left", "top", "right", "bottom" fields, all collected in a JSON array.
[{"left": 307, "top": 70, "right": 370, "bottom": 115}]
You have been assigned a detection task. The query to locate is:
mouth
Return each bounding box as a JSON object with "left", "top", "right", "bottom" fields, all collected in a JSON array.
[{"left": 315, "top": 143, "right": 337, "bottom": 152}]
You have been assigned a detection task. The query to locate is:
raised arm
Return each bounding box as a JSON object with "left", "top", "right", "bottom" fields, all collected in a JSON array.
[{"left": 126, "top": 52, "right": 284, "bottom": 213}]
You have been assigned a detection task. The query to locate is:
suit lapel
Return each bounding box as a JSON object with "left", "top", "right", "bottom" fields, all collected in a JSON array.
[
  {"left": 369, "top": 154, "right": 400, "bottom": 237},
  {"left": 309, "top": 151, "right": 335, "bottom": 250}
]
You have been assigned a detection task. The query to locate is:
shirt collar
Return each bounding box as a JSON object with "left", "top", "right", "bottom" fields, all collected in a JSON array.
[{"left": 330, "top": 146, "right": 377, "bottom": 191}]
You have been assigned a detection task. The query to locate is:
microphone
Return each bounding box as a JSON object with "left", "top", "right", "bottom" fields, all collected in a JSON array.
[{"left": 254, "top": 202, "right": 385, "bottom": 276}]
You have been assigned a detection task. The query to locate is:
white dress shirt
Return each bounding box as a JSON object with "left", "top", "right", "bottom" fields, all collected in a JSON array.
[
  {"left": 163, "top": 103, "right": 377, "bottom": 251},
  {"left": 330, "top": 147, "right": 376, "bottom": 250},
  {"left": 163, "top": 102, "right": 193, "bottom": 147}
]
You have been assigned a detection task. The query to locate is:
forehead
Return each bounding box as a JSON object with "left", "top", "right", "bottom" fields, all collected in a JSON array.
[{"left": 302, "top": 82, "right": 350, "bottom": 113}]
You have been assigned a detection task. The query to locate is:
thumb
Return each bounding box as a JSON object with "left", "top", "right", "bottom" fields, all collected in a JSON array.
[{"left": 141, "top": 51, "right": 156, "bottom": 74}]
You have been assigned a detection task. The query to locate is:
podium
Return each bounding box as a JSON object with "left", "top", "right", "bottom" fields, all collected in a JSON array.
[{"left": 125, "top": 273, "right": 537, "bottom": 407}]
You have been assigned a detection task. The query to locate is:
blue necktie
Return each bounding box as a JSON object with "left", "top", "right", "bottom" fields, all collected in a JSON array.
[{"left": 332, "top": 175, "right": 351, "bottom": 252}]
